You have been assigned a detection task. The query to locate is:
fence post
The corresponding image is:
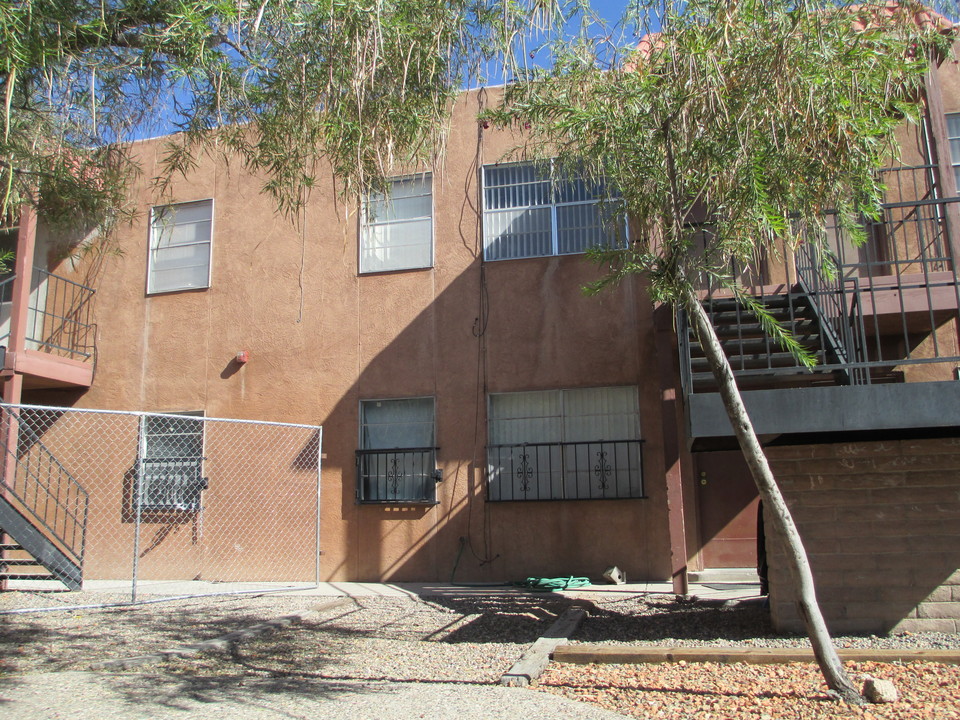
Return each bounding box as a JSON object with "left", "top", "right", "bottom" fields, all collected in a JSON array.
[
  {"left": 131, "top": 415, "right": 145, "bottom": 603},
  {"left": 315, "top": 427, "right": 323, "bottom": 588}
]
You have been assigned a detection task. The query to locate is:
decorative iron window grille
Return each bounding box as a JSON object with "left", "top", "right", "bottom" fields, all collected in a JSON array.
[
  {"left": 487, "top": 439, "right": 643, "bottom": 501},
  {"left": 137, "top": 457, "right": 208, "bottom": 510},
  {"left": 355, "top": 447, "right": 441, "bottom": 504},
  {"left": 137, "top": 413, "right": 207, "bottom": 511}
]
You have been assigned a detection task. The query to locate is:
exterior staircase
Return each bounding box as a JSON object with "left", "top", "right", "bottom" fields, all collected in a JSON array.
[
  {"left": 686, "top": 291, "right": 850, "bottom": 393},
  {"left": 0, "top": 409, "right": 87, "bottom": 590}
]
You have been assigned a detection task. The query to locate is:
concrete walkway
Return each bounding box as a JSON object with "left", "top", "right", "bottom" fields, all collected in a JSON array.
[{"left": 41, "top": 577, "right": 762, "bottom": 603}]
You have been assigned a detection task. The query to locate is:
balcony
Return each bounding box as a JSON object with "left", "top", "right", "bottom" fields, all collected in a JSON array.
[
  {"left": 0, "top": 267, "right": 96, "bottom": 389},
  {"left": 682, "top": 166, "right": 960, "bottom": 440}
]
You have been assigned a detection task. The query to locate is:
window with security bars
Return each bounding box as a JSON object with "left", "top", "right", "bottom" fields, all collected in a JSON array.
[
  {"left": 148, "top": 199, "right": 213, "bottom": 294},
  {"left": 482, "top": 161, "right": 622, "bottom": 261},
  {"left": 486, "top": 387, "right": 643, "bottom": 501},
  {"left": 361, "top": 175, "right": 433, "bottom": 273},
  {"left": 137, "top": 412, "right": 207, "bottom": 510},
  {"left": 357, "top": 397, "right": 439, "bottom": 503}
]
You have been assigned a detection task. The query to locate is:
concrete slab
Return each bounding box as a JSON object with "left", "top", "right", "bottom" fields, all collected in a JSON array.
[{"left": 5, "top": 578, "right": 763, "bottom": 605}]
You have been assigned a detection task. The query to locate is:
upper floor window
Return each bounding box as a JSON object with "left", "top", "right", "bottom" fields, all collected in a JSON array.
[
  {"left": 482, "top": 161, "right": 622, "bottom": 261},
  {"left": 356, "top": 396, "right": 440, "bottom": 503},
  {"left": 148, "top": 199, "right": 213, "bottom": 294},
  {"left": 486, "top": 386, "right": 643, "bottom": 501},
  {"left": 361, "top": 174, "right": 433, "bottom": 273},
  {"left": 947, "top": 113, "right": 960, "bottom": 191}
]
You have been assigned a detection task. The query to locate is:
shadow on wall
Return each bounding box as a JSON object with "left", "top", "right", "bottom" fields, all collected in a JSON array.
[{"left": 315, "top": 241, "right": 667, "bottom": 584}]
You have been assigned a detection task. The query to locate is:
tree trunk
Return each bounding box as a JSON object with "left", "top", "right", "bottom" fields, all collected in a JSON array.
[{"left": 684, "top": 288, "right": 865, "bottom": 705}]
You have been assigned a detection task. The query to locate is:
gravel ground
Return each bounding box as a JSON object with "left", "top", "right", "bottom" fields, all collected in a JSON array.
[
  {"left": 2, "top": 588, "right": 959, "bottom": 720},
  {"left": 0, "top": 590, "right": 571, "bottom": 678},
  {"left": 536, "top": 661, "right": 960, "bottom": 720},
  {"left": 534, "top": 593, "right": 960, "bottom": 720},
  {"left": 568, "top": 593, "right": 960, "bottom": 649}
]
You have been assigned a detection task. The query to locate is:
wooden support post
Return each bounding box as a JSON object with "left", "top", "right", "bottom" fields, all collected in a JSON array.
[{"left": 654, "top": 305, "right": 690, "bottom": 597}]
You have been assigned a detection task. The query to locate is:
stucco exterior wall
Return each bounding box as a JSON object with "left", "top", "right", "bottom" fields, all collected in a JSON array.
[
  {"left": 26, "top": 87, "right": 673, "bottom": 583},
  {"left": 765, "top": 438, "right": 960, "bottom": 634}
]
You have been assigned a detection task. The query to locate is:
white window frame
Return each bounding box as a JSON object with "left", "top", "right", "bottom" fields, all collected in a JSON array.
[
  {"left": 486, "top": 386, "right": 643, "bottom": 501},
  {"left": 946, "top": 112, "right": 960, "bottom": 193},
  {"left": 360, "top": 174, "right": 433, "bottom": 274},
  {"left": 147, "top": 199, "right": 213, "bottom": 294},
  {"left": 481, "top": 160, "right": 622, "bottom": 261},
  {"left": 137, "top": 411, "right": 206, "bottom": 511},
  {"left": 357, "top": 396, "right": 439, "bottom": 504}
]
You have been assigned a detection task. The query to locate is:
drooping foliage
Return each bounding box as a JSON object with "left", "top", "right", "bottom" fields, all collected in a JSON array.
[
  {"left": 488, "top": 0, "right": 954, "bottom": 312},
  {"left": 0, "top": 0, "right": 562, "bottom": 233},
  {"left": 486, "top": 0, "right": 956, "bottom": 703}
]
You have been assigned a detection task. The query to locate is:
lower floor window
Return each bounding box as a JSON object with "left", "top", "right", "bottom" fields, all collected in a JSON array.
[
  {"left": 357, "top": 397, "right": 439, "bottom": 503},
  {"left": 137, "top": 412, "right": 207, "bottom": 510},
  {"left": 486, "top": 386, "right": 643, "bottom": 501}
]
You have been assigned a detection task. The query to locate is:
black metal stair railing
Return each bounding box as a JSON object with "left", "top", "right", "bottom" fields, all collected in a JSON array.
[
  {"left": 0, "top": 406, "right": 88, "bottom": 588},
  {"left": 794, "top": 240, "right": 869, "bottom": 385},
  {"left": 680, "top": 183, "right": 960, "bottom": 394}
]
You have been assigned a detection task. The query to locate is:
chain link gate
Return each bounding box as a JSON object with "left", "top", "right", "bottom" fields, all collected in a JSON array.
[{"left": 0, "top": 403, "right": 322, "bottom": 602}]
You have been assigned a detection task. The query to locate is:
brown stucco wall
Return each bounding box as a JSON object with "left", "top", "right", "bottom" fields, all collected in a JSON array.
[
  {"left": 29, "top": 87, "right": 673, "bottom": 583},
  {"left": 765, "top": 438, "right": 960, "bottom": 634}
]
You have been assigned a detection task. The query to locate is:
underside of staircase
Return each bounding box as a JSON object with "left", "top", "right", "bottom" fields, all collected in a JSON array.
[{"left": 0, "top": 503, "right": 83, "bottom": 590}]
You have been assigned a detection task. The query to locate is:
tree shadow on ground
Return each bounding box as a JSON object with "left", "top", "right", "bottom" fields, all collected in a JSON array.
[{"left": 572, "top": 595, "right": 788, "bottom": 643}]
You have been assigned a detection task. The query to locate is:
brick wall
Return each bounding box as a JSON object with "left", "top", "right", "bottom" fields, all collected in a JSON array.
[{"left": 765, "top": 438, "right": 960, "bottom": 635}]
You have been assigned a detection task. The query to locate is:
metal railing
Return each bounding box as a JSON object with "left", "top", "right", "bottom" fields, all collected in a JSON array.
[
  {"left": 486, "top": 439, "right": 644, "bottom": 502},
  {"left": 0, "top": 267, "right": 96, "bottom": 361},
  {"left": 355, "top": 447, "right": 440, "bottom": 504},
  {"left": 681, "top": 174, "right": 960, "bottom": 393},
  {"left": 0, "top": 406, "right": 89, "bottom": 568}
]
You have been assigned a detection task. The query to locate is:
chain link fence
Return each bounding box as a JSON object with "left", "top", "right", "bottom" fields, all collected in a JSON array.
[{"left": 0, "top": 403, "right": 321, "bottom": 603}]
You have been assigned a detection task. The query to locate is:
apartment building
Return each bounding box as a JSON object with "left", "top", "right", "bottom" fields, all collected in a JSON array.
[{"left": 2, "top": 49, "right": 960, "bottom": 633}]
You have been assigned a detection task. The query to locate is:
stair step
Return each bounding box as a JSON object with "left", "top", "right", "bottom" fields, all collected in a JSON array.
[
  {"left": 691, "top": 368, "right": 847, "bottom": 393},
  {"left": 0, "top": 543, "right": 24, "bottom": 552},
  {"left": 1, "top": 558, "right": 45, "bottom": 566},
  {"left": 709, "top": 319, "right": 818, "bottom": 339},
  {"left": 688, "top": 335, "right": 822, "bottom": 358},
  {"left": 691, "top": 352, "right": 808, "bottom": 373},
  {"left": 706, "top": 306, "right": 813, "bottom": 326},
  {"left": 0, "top": 572, "right": 57, "bottom": 582},
  {"left": 704, "top": 292, "right": 806, "bottom": 310}
]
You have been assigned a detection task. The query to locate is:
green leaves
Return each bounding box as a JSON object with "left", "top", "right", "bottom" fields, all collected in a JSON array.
[{"left": 1, "top": 0, "right": 567, "bottom": 232}]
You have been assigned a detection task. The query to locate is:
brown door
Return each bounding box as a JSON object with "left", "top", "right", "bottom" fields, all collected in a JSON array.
[{"left": 694, "top": 450, "right": 759, "bottom": 568}]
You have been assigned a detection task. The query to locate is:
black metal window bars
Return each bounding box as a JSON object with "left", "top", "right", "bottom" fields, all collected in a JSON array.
[
  {"left": 355, "top": 447, "right": 440, "bottom": 504},
  {"left": 486, "top": 439, "right": 644, "bottom": 502}
]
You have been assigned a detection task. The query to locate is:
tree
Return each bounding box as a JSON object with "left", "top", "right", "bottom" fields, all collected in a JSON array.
[
  {"left": 0, "top": 0, "right": 558, "bottom": 236},
  {"left": 485, "top": 0, "right": 954, "bottom": 705}
]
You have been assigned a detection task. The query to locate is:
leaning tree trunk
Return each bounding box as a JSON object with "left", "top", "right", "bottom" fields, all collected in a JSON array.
[{"left": 684, "top": 288, "right": 865, "bottom": 705}]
